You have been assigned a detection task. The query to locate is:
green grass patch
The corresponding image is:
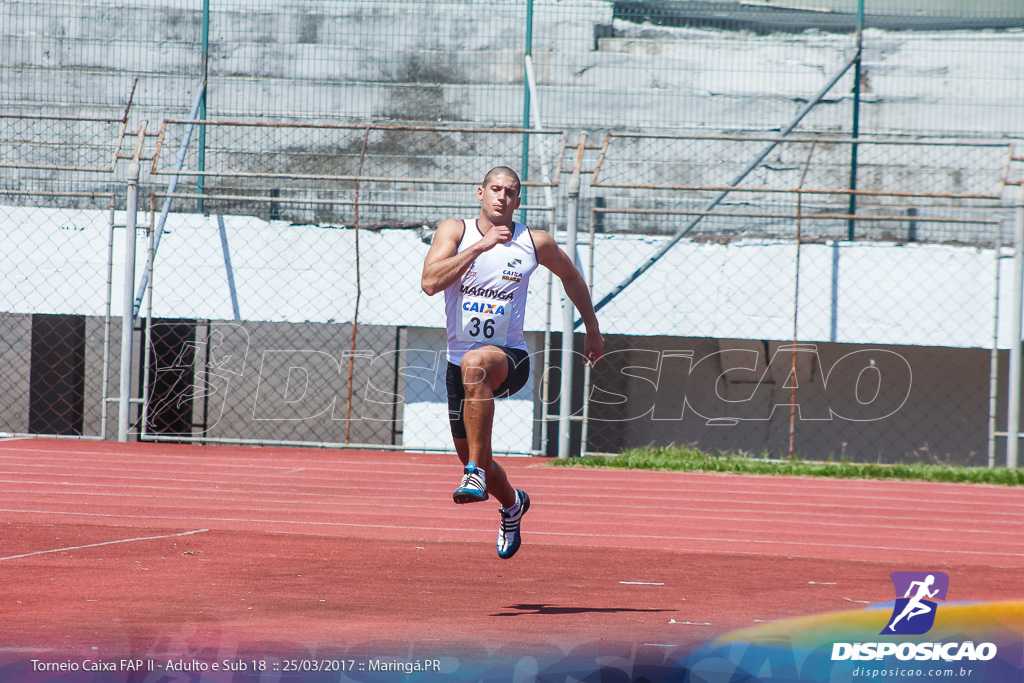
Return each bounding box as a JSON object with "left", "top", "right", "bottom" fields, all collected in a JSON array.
[{"left": 548, "top": 446, "right": 1024, "bottom": 486}]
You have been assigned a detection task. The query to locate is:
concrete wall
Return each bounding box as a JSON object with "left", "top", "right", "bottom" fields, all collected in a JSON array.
[
  {"left": 1, "top": 309, "right": 995, "bottom": 463},
  {"left": 4, "top": 2, "right": 1022, "bottom": 132},
  {"left": 580, "top": 335, "right": 998, "bottom": 465},
  {"left": 748, "top": 0, "right": 1022, "bottom": 14},
  {"left": 0, "top": 313, "right": 404, "bottom": 446}
]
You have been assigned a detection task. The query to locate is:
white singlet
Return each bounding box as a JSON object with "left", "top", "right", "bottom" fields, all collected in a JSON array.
[{"left": 443, "top": 219, "right": 539, "bottom": 364}]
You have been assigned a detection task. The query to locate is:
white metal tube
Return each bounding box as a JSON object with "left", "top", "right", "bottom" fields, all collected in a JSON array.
[
  {"left": 989, "top": 221, "right": 1003, "bottom": 468},
  {"left": 558, "top": 174, "right": 581, "bottom": 459},
  {"left": 540, "top": 256, "right": 553, "bottom": 456},
  {"left": 140, "top": 214, "right": 157, "bottom": 441},
  {"left": 524, "top": 53, "right": 557, "bottom": 458},
  {"left": 118, "top": 160, "right": 141, "bottom": 441},
  {"left": 579, "top": 211, "right": 598, "bottom": 455},
  {"left": 217, "top": 215, "right": 242, "bottom": 320},
  {"left": 524, "top": 55, "right": 555, "bottom": 211},
  {"left": 100, "top": 200, "right": 116, "bottom": 440},
  {"left": 1008, "top": 185, "right": 1024, "bottom": 468}
]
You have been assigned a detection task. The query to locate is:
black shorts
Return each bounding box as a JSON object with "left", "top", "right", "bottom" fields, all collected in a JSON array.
[{"left": 446, "top": 346, "right": 531, "bottom": 440}]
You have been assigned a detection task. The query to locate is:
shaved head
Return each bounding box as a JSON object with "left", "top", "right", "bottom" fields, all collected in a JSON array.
[{"left": 482, "top": 166, "right": 521, "bottom": 195}]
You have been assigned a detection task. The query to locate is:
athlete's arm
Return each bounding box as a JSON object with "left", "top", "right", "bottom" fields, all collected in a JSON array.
[
  {"left": 421, "top": 219, "right": 510, "bottom": 296},
  {"left": 534, "top": 229, "right": 605, "bottom": 366}
]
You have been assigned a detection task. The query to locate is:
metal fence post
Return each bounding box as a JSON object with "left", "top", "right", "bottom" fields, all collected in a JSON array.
[
  {"left": 1008, "top": 184, "right": 1024, "bottom": 468},
  {"left": 118, "top": 158, "right": 141, "bottom": 442},
  {"left": 197, "top": 0, "right": 210, "bottom": 214},
  {"left": 847, "top": 0, "right": 864, "bottom": 240},
  {"left": 988, "top": 220, "right": 1003, "bottom": 469},
  {"left": 558, "top": 138, "right": 584, "bottom": 459},
  {"left": 520, "top": 0, "right": 534, "bottom": 222}
]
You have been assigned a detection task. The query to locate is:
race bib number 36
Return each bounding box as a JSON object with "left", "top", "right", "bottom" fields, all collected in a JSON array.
[{"left": 457, "top": 296, "right": 511, "bottom": 345}]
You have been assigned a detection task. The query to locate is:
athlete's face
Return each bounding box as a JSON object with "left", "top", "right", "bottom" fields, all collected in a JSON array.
[{"left": 478, "top": 173, "right": 520, "bottom": 223}]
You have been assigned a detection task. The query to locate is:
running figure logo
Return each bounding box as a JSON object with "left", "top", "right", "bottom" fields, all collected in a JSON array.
[{"left": 883, "top": 571, "right": 949, "bottom": 635}]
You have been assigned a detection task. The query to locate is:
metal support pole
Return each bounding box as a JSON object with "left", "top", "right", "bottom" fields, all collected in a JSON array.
[
  {"left": 139, "top": 212, "right": 157, "bottom": 441},
  {"left": 539, "top": 243, "right": 553, "bottom": 456},
  {"left": 524, "top": 55, "right": 555, "bottom": 212},
  {"left": 989, "top": 221, "right": 1003, "bottom": 468},
  {"left": 118, "top": 159, "right": 141, "bottom": 441},
  {"left": 1008, "top": 184, "right": 1024, "bottom": 468},
  {"left": 558, "top": 170, "right": 581, "bottom": 459},
  {"left": 847, "top": 0, "right": 864, "bottom": 240},
  {"left": 520, "top": 0, "right": 534, "bottom": 222},
  {"left": 216, "top": 215, "right": 241, "bottom": 320},
  {"left": 100, "top": 199, "right": 116, "bottom": 440},
  {"left": 578, "top": 210, "right": 598, "bottom": 455},
  {"left": 197, "top": 0, "right": 210, "bottom": 213}
]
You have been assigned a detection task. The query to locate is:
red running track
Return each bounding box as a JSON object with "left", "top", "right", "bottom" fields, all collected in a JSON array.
[{"left": 1, "top": 438, "right": 1022, "bottom": 663}]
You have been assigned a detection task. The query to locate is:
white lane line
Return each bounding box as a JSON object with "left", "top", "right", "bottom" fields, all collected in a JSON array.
[
  {"left": 7, "top": 499, "right": 1021, "bottom": 550},
  {"left": 620, "top": 581, "right": 665, "bottom": 585},
  {"left": 3, "top": 452, "right": 1022, "bottom": 501},
  {"left": 0, "top": 450, "right": 459, "bottom": 472},
  {"left": 0, "top": 528, "right": 210, "bottom": 561},
  {"left": 0, "top": 447, "right": 1007, "bottom": 490},
  {"left": 3, "top": 472, "right": 1021, "bottom": 518},
  {"left": 3, "top": 485, "right": 1022, "bottom": 538},
  {"left": 2, "top": 508, "right": 1022, "bottom": 559}
]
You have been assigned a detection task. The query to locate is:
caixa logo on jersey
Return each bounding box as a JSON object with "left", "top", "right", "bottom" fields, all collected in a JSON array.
[{"left": 883, "top": 571, "right": 948, "bottom": 635}]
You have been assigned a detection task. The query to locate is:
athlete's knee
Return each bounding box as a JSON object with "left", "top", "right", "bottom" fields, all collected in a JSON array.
[{"left": 460, "top": 350, "right": 493, "bottom": 387}]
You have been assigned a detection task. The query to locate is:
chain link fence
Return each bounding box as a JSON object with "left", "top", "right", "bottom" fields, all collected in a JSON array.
[
  {"left": 0, "top": 194, "right": 119, "bottom": 438},
  {"left": 575, "top": 132, "right": 1019, "bottom": 465},
  {"left": 4, "top": 0, "right": 1024, "bottom": 464},
  {"left": 0, "top": 122, "right": 565, "bottom": 449},
  {"left": 4, "top": 0, "right": 1024, "bottom": 134}
]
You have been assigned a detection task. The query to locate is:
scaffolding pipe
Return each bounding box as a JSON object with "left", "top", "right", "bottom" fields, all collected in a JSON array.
[{"left": 583, "top": 50, "right": 861, "bottom": 326}]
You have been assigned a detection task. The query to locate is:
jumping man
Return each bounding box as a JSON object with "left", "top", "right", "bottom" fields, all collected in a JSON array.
[{"left": 420, "top": 166, "right": 604, "bottom": 559}]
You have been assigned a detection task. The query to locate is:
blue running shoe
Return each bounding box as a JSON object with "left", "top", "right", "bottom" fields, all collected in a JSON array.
[
  {"left": 497, "top": 489, "right": 530, "bottom": 559},
  {"left": 453, "top": 462, "right": 488, "bottom": 504}
]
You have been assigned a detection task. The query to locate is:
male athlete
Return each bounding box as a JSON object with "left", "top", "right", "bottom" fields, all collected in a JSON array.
[{"left": 420, "top": 166, "right": 604, "bottom": 559}]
